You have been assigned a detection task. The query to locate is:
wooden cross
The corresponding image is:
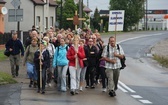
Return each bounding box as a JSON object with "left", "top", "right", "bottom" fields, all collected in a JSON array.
[{"left": 67, "top": 11, "right": 86, "bottom": 30}]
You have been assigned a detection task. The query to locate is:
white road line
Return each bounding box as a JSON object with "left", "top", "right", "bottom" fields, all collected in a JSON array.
[
  {"left": 139, "top": 100, "right": 152, "bottom": 104},
  {"left": 119, "top": 81, "right": 136, "bottom": 93},
  {"left": 131, "top": 95, "right": 143, "bottom": 98},
  {"left": 118, "top": 33, "right": 164, "bottom": 43},
  {"left": 118, "top": 85, "right": 128, "bottom": 92}
]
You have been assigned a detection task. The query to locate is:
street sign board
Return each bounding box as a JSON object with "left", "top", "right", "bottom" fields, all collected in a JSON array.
[
  {"left": 8, "top": 9, "right": 23, "bottom": 22},
  {"left": 11, "top": 0, "right": 21, "bottom": 9},
  {"left": 108, "top": 10, "right": 125, "bottom": 31}
]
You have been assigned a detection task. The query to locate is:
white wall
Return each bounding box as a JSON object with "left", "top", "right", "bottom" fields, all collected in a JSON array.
[{"left": 4, "top": 0, "right": 34, "bottom": 32}]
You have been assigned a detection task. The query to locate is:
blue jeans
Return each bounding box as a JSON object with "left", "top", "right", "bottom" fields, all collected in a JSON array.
[{"left": 26, "top": 62, "right": 37, "bottom": 81}]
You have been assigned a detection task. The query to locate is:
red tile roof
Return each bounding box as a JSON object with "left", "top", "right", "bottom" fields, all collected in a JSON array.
[
  {"left": 49, "top": 0, "right": 57, "bottom": 6},
  {"left": 0, "top": 0, "right": 6, "bottom": 4},
  {"left": 83, "top": 7, "right": 92, "bottom": 12},
  {"left": 31, "top": 0, "right": 45, "bottom": 5}
]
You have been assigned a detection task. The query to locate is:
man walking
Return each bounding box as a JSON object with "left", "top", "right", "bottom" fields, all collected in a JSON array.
[
  {"left": 5, "top": 32, "right": 24, "bottom": 77},
  {"left": 101, "top": 36, "right": 124, "bottom": 97}
]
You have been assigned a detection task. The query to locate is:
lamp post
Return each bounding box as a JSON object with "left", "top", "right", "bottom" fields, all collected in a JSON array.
[{"left": 146, "top": 0, "right": 148, "bottom": 30}]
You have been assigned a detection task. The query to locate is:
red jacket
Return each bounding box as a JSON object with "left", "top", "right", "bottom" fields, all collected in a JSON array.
[{"left": 67, "top": 45, "right": 85, "bottom": 68}]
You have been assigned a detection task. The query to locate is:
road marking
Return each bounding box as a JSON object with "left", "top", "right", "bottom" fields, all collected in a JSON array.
[
  {"left": 118, "top": 85, "right": 128, "bottom": 92},
  {"left": 131, "top": 95, "right": 142, "bottom": 98},
  {"left": 118, "top": 33, "right": 164, "bottom": 43},
  {"left": 139, "top": 100, "right": 152, "bottom": 104},
  {"left": 119, "top": 81, "right": 136, "bottom": 93}
]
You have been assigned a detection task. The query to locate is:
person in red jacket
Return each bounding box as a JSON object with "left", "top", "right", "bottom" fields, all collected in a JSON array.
[{"left": 67, "top": 35, "right": 85, "bottom": 95}]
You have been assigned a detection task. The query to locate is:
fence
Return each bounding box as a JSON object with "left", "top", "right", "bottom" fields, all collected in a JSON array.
[{"left": 0, "top": 31, "right": 29, "bottom": 45}]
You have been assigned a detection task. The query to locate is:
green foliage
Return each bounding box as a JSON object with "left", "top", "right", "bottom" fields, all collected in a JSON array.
[
  {"left": 0, "top": 71, "right": 17, "bottom": 85},
  {"left": 156, "top": 26, "right": 158, "bottom": 30},
  {"left": 0, "top": 50, "right": 7, "bottom": 61},
  {"left": 151, "top": 27, "right": 154, "bottom": 30},
  {"left": 109, "top": 0, "right": 145, "bottom": 31},
  {"left": 153, "top": 55, "right": 168, "bottom": 68},
  {"left": 165, "top": 27, "right": 167, "bottom": 30},
  {"left": 92, "top": 8, "right": 100, "bottom": 31},
  {"left": 148, "top": 27, "right": 150, "bottom": 30},
  {"left": 62, "top": 0, "right": 77, "bottom": 29}
]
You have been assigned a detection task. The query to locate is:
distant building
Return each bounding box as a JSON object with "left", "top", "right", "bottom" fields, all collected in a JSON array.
[
  {"left": 143, "top": 10, "right": 168, "bottom": 30},
  {"left": 99, "top": 10, "right": 109, "bottom": 17},
  {"left": 0, "top": 0, "right": 6, "bottom": 34},
  {"left": 4, "top": 0, "right": 57, "bottom": 33}
]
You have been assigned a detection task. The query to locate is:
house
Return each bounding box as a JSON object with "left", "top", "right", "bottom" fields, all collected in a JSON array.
[
  {"left": 0, "top": 0, "right": 6, "bottom": 34},
  {"left": 4, "top": 0, "right": 57, "bottom": 33}
]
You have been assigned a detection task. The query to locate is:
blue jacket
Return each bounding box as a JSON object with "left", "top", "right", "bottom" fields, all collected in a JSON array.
[
  {"left": 52, "top": 45, "right": 69, "bottom": 67},
  {"left": 5, "top": 38, "right": 24, "bottom": 56}
]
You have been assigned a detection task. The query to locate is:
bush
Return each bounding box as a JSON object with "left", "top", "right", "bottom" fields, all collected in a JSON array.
[{"left": 153, "top": 54, "right": 168, "bottom": 68}]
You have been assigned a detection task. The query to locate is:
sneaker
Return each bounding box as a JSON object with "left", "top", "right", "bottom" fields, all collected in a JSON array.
[
  {"left": 70, "top": 91, "right": 75, "bottom": 95},
  {"left": 48, "top": 83, "right": 52, "bottom": 87},
  {"left": 90, "top": 86, "right": 95, "bottom": 89},
  {"left": 41, "top": 90, "right": 45, "bottom": 94},
  {"left": 79, "top": 87, "right": 83, "bottom": 91},
  {"left": 85, "top": 86, "right": 89, "bottom": 88},
  {"left": 102, "top": 88, "right": 107, "bottom": 92},
  {"left": 75, "top": 90, "right": 79, "bottom": 94},
  {"left": 109, "top": 90, "right": 116, "bottom": 97}
]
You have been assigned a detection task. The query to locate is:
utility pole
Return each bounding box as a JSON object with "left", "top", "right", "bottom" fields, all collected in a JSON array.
[
  {"left": 17, "top": 0, "right": 20, "bottom": 36},
  {"left": 146, "top": 0, "right": 148, "bottom": 31},
  {"left": 79, "top": 0, "right": 83, "bottom": 29},
  {"left": 60, "top": 0, "right": 63, "bottom": 29}
]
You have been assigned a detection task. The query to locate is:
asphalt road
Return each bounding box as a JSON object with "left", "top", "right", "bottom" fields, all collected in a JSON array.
[
  {"left": 0, "top": 31, "right": 168, "bottom": 105},
  {"left": 119, "top": 31, "right": 168, "bottom": 105}
]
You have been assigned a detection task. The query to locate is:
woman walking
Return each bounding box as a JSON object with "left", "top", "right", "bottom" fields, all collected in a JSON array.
[
  {"left": 67, "top": 36, "right": 85, "bottom": 95},
  {"left": 53, "top": 38, "right": 69, "bottom": 92}
]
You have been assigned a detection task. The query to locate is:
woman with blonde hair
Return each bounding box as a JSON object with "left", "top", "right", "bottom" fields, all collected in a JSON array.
[{"left": 67, "top": 35, "right": 85, "bottom": 95}]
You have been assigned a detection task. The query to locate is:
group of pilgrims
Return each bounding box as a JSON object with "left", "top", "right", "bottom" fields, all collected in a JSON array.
[
  {"left": 23, "top": 27, "right": 106, "bottom": 95},
  {"left": 5, "top": 26, "right": 125, "bottom": 97}
]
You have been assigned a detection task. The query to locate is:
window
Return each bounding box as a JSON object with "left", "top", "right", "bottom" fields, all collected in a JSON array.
[
  {"left": 45, "top": 17, "right": 48, "bottom": 30},
  {"left": 36, "top": 16, "right": 40, "bottom": 28},
  {"left": 50, "top": 17, "right": 53, "bottom": 27}
]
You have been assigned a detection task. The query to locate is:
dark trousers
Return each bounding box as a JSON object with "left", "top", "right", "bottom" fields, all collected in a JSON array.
[
  {"left": 37, "top": 68, "right": 46, "bottom": 91},
  {"left": 99, "top": 67, "right": 107, "bottom": 88},
  {"left": 85, "top": 66, "right": 95, "bottom": 86}
]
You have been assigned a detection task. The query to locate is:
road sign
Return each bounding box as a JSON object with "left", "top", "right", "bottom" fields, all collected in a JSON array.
[
  {"left": 8, "top": 9, "right": 23, "bottom": 22},
  {"left": 11, "top": 0, "right": 21, "bottom": 9},
  {"left": 108, "top": 10, "right": 125, "bottom": 31}
]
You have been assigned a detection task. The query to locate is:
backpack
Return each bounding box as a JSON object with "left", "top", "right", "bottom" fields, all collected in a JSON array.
[{"left": 107, "top": 44, "right": 126, "bottom": 70}]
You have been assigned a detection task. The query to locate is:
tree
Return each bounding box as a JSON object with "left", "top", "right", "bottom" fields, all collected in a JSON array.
[
  {"left": 109, "top": 0, "right": 145, "bottom": 31},
  {"left": 92, "top": 7, "right": 100, "bottom": 31},
  {"left": 62, "top": 0, "right": 77, "bottom": 29}
]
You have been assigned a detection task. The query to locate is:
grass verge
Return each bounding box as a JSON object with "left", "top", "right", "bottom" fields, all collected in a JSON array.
[
  {"left": 153, "top": 54, "right": 168, "bottom": 68},
  {"left": 0, "top": 50, "right": 7, "bottom": 61},
  {"left": 0, "top": 71, "right": 17, "bottom": 85}
]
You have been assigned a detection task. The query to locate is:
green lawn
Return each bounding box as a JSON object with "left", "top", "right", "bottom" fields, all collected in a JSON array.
[
  {"left": 0, "top": 50, "right": 17, "bottom": 85},
  {"left": 0, "top": 50, "right": 7, "bottom": 61},
  {"left": 0, "top": 71, "right": 17, "bottom": 85}
]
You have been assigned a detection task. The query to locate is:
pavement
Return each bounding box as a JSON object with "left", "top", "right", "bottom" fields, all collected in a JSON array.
[{"left": 0, "top": 31, "right": 168, "bottom": 105}]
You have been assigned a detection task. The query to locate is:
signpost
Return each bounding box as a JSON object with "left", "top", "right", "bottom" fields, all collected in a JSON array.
[
  {"left": 9, "top": 0, "right": 23, "bottom": 22},
  {"left": 108, "top": 10, "right": 125, "bottom": 32}
]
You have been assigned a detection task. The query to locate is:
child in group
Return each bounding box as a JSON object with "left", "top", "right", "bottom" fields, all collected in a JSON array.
[{"left": 34, "top": 40, "right": 50, "bottom": 94}]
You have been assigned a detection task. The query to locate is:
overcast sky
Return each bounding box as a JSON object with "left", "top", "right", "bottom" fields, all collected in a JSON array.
[{"left": 83, "top": 0, "right": 168, "bottom": 14}]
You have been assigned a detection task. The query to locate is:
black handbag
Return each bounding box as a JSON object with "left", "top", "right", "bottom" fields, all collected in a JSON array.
[{"left": 4, "top": 49, "right": 10, "bottom": 57}]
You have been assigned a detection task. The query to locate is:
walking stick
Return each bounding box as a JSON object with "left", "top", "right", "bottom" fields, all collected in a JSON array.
[{"left": 39, "top": 23, "right": 42, "bottom": 89}]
